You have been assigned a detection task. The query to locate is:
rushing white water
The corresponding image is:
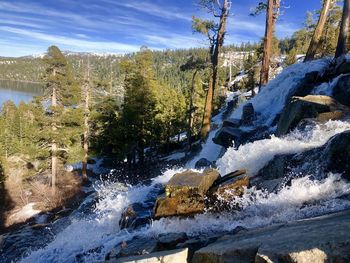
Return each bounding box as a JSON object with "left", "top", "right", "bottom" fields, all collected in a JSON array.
[
  {"left": 21, "top": 120, "right": 350, "bottom": 262},
  {"left": 20, "top": 58, "right": 350, "bottom": 263},
  {"left": 217, "top": 120, "right": 350, "bottom": 176},
  {"left": 150, "top": 173, "right": 350, "bottom": 236}
]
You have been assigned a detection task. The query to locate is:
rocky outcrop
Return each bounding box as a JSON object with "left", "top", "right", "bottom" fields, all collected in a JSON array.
[
  {"left": 213, "top": 125, "right": 269, "bottom": 149},
  {"left": 323, "top": 130, "right": 350, "bottom": 179},
  {"left": 241, "top": 103, "right": 255, "bottom": 126},
  {"left": 207, "top": 173, "right": 249, "bottom": 211},
  {"left": 333, "top": 74, "right": 350, "bottom": 107},
  {"left": 107, "top": 248, "right": 188, "bottom": 263},
  {"left": 276, "top": 95, "right": 350, "bottom": 136},
  {"left": 192, "top": 209, "right": 350, "bottom": 263},
  {"left": 153, "top": 169, "right": 219, "bottom": 217},
  {"left": 194, "top": 158, "right": 216, "bottom": 169}
]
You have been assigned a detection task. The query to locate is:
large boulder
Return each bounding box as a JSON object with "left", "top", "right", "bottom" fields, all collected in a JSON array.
[
  {"left": 323, "top": 130, "right": 350, "bottom": 179},
  {"left": 333, "top": 74, "right": 350, "bottom": 107},
  {"left": 194, "top": 158, "right": 216, "bottom": 170},
  {"left": 206, "top": 175, "right": 249, "bottom": 211},
  {"left": 192, "top": 209, "right": 350, "bottom": 263},
  {"left": 213, "top": 125, "right": 269, "bottom": 149},
  {"left": 154, "top": 169, "right": 219, "bottom": 218},
  {"left": 276, "top": 95, "right": 350, "bottom": 136}
]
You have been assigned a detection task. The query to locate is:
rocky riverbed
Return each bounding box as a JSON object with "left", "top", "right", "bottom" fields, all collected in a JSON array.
[{"left": 2, "top": 57, "right": 350, "bottom": 263}]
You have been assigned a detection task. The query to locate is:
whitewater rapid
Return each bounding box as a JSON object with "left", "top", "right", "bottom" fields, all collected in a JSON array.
[
  {"left": 20, "top": 120, "right": 350, "bottom": 263},
  {"left": 20, "top": 58, "right": 350, "bottom": 262}
]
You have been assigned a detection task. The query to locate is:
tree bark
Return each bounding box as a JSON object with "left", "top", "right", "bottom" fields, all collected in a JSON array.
[
  {"left": 259, "top": 0, "right": 275, "bottom": 90},
  {"left": 335, "top": 0, "right": 350, "bottom": 58},
  {"left": 51, "top": 68, "right": 57, "bottom": 192},
  {"left": 304, "top": 0, "right": 333, "bottom": 62},
  {"left": 200, "top": 0, "right": 229, "bottom": 139},
  {"left": 82, "top": 57, "right": 90, "bottom": 182},
  {"left": 201, "top": 76, "right": 214, "bottom": 139},
  {"left": 187, "top": 70, "right": 198, "bottom": 152}
]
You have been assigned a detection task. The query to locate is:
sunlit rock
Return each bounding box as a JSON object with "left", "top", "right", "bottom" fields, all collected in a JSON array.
[
  {"left": 153, "top": 169, "right": 219, "bottom": 218},
  {"left": 277, "top": 95, "right": 350, "bottom": 136}
]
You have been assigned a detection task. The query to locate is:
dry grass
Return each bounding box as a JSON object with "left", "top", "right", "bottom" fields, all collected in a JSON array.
[{"left": 2, "top": 166, "right": 82, "bottom": 229}]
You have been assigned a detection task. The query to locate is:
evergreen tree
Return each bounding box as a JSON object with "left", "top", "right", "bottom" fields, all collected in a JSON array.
[
  {"left": 285, "top": 48, "right": 297, "bottom": 65},
  {"left": 43, "top": 46, "right": 83, "bottom": 190}
]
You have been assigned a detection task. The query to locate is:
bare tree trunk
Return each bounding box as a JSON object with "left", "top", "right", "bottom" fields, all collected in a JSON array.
[
  {"left": 259, "top": 0, "right": 276, "bottom": 91},
  {"left": 200, "top": 0, "right": 229, "bottom": 139},
  {"left": 335, "top": 0, "right": 350, "bottom": 58},
  {"left": 187, "top": 70, "right": 198, "bottom": 152},
  {"left": 201, "top": 76, "right": 214, "bottom": 139},
  {"left": 82, "top": 57, "right": 90, "bottom": 182},
  {"left": 51, "top": 69, "right": 57, "bottom": 192},
  {"left": 304, "top": 0, "right": 332, "bottom": 62}
]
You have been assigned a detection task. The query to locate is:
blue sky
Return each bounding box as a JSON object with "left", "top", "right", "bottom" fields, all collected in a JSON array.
[{"left": 0, "top": 0, "right": 320, "bottom": 57}]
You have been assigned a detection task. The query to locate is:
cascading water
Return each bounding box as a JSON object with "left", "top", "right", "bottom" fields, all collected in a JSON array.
[
  {"left": 18, "top": 120, "right": 350, "bottom": 263},
  {"left": 15, "top": 58, "right": 350, "bottom": 262}
]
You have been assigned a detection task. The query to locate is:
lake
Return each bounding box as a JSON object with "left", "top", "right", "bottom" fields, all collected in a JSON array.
[{"left": 0, "top": 80, "right": 43, "bottom": 107}]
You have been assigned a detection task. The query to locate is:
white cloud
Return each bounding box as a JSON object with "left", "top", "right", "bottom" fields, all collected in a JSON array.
[
  {"left": 101, "top": 0, "right": 192, "bottom": 21},
  {"left": 0, "top": 26, "right": 143, "bottom": 54}
]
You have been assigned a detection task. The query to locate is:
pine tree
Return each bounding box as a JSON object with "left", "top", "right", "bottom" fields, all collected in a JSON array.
[
  {"left": 43, "top": 46, "right": 83, "bottom": 190},
  {"left": 285, "top": 48, "right": 297, "bottom": 65}
]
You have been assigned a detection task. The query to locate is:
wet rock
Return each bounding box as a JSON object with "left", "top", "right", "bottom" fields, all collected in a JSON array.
[
  {"left": 276, "top": 95, "right": 350, "bottom": 136},
  {"left": 323, "top": 130, "right": 350, "bottom": 179},
  {"left": 211, "top": 169, "right": 246, "bottom": 188},
  {"left": 333, "top": 74, "right": 350, "bottom": 107},
  {"left": 335, "top": 58, "right": 350, "bottom": 75},
  {"left": 223, "top": 97, "right": 239, "bottom": 119},
  {"left": 192, "top": 209, "right": 350, "bottom": 263},
  {"left": 222, "top": 118, "right": 241, "bottom": 128},
  {"left": 107, "top": 248, "right": 188, "bottom": 263},
  {"left": 119, "top": 202, "right": 153, "bottom": 230},
  {"left": 194, "top": 158, "right": 216, "bottom": 169},
  {"left": 212, "top": 126, "right": 243, "bottom": 148},
  {"left": 207, "top": 175, "right": 249, "bottom": 211},
  {"left": 157, "top": 232, "right": 188, "bottom": 250},
  {"left": 106, "top": 236, "right": 158, "bottom": 259},
  {"left": 241, "top": 103, "right": 255, "bottom": 126},
  {"left": 154, "top": 169, "right": 219, "bottom": 218},
  {"left": 255, "top": 154, "right": 294, "bottom": 182},
  {"left": 213, "top": 125, "right": 269, "bottom": 149},
  {"left": 154, "top": 195, "right": 205, "bottom": 218},
  {"left": 165, "top": 169, "right": 219, "bottom": 198}
]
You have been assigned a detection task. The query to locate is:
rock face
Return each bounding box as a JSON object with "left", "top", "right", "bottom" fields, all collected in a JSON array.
[
  {"left": 324, "top": 130, "right": 350, "bottom": 179},
  {"left": 207, "top": 173, "right": 249, "bottom": 211},
  {"left": 276, "top": 95, "right": 349, "bottom": 136},
  {"left": 194, "top": 158, "right": 216, "bottom": 170},
  {"left": 192, "top": 210, "right": 350, "bottom": 263},
  {"left": 333, "top": 74, "right": 350, "bottom": 107},
  {"left": 241, "top": 103, "right": 255, "bottom": 126},
  {"left": 153, "top": 169, "right": 219, "bottom": 218},
  {"left": 107, "top": 248, "right": 188, "bottom": 263},
  {"left": 213, "top": 125, "right": 269, "bottom": 149}
]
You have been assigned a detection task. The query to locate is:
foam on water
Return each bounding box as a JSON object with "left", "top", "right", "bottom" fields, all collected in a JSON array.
[
  {"left": 217, "top": 120, "right": 350, "bottom": 176},
  {"left": 149, "top": 173, "right": 350, "bottom": 236},
  {"left": 21, "top": 169, "right": 184, "bottom": 263},
  {"left": 20, "top": 58, "right": 350, "bottom": 262}
]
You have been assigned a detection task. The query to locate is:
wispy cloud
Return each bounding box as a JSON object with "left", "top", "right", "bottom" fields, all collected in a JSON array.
[
  {"left": 0, "top": 26, "right": 142, "bottom": 53},
  {"left": 101, "top": 0, "right": 192, "bottom": 21}
]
